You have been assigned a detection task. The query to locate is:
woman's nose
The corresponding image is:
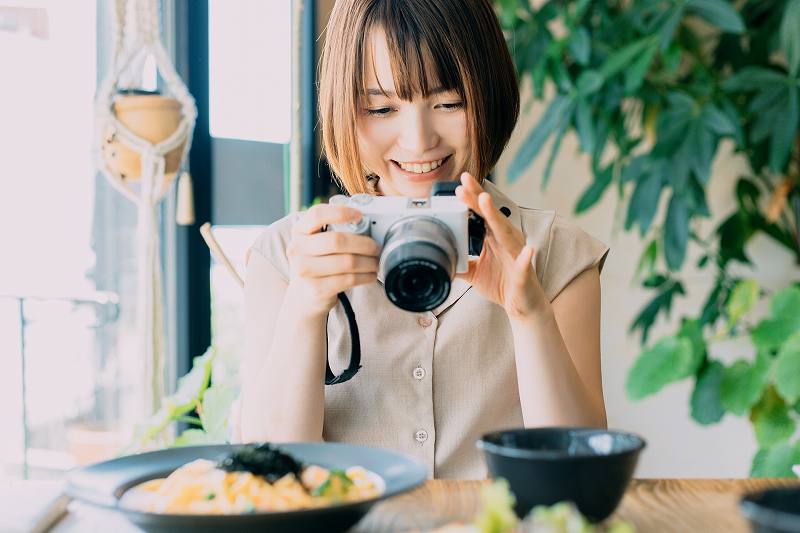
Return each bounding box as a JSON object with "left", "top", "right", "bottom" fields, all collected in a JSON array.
[{"left": 396, "top": 108, "right": 439, "bottom": 154}]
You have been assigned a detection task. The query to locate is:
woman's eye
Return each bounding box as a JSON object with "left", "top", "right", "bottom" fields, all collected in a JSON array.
[
  {"left": 365, "top": 107, "right": 392, "bottom": 116},
  {"left": 438, "top": 102, "right": 464, "bottom": 110}
]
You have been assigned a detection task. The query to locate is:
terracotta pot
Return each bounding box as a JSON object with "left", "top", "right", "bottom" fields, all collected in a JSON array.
[{"left": 101, "top": 94, "right": 186, "bottom": 186}]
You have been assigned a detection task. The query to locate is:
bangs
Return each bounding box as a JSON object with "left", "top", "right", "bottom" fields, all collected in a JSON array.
[{"left": 358, "top": 1, "right": 464, "bottom": 101}]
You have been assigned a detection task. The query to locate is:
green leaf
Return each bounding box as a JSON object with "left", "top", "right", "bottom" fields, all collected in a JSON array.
[
  {"left": 752, "top": 387, "right": 796, "bottom": 448},
  {"left": 568, "top": 27, "right": 591, "bottom": 65},
  {"left": 624, "top": 44, "right": 657, "bottom": 93},
  {"left": 768, "top": 86, "right": 799, "bottom": 173},
  {"left": 574, "top": 100, "right": 594, "bottom": 154},
  {"left": 750, "top": 441, "right": 800, "bottom": 478},
  {"left": 663, "top": 42, "right": 682, "bottom": 72},
  {"left": 726, "top": 279, "right": 759, "bottom": 330},
  {"left": 200, "top": 384, "right": 238, "bottom": 443},
  {"left": 575, "top": 164, "right": 613, "bottom": 213},
  {"left": 775, "top": 331, "right": 800, "bottom": 404},
  {"left": 722, "top": 67, "right": 787, "bottom": 92},
  {"left": 633, "top": 239, "right": 658, "bottom": 281},
  {"left": 771, "top": 285, "right": 800, "bottom": 317},
  {"left": 542, "top": 101, "right": 576, "bottom": 188},
  {"left": 720, "top": 352, "right": 771, "bottom": 415},
  {"left": 630, "top": 280, "right": 685, "bottom": 343},
  {"left": 751, "top": 287, "right": 800, "bottom": 351},
  {"left": 702, "top": 104, "right": 737, "bottom": 136},
  {"left": 685, "top": 0, "right": 745, "bottom": 34},
  {"left": 781, "top": 0, "right": 800, "bottom": 77},
  {"left": 691, "top": 361, "right": 726, "bottom": 425},
  {"left": 627, "top": 336, "right": 694, "bottom": 400},
  {"left": 658, "top": 7, "right": 685, "bottom": 50},
  {"left": 508, "top": 95, "right": 574, "bottom": 183},
  {"left": 172, "top": 428, "right": 216, "bottom": 447},
  {"left": 664, "top": 194, "right": 690, "bottom": 270},
  {"left": 678, "top": 319, "right": 706, "bottom": 374},
  {"left": 599, "top": 37, "right": 655, "bottom": 80},
  {"left": 577, "top": 70, "right": 604, "bottom": 96},
  {"left": 625, "top": 170, "right": 663, "bottom": 235},
  {"left": 687, "top": 121, "right": 716, "bottom": 185},
  {"left": 474, "top": 479, "right": 519, "bottom": 533}
]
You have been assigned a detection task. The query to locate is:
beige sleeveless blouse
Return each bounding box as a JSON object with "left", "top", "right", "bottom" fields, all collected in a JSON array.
[{"left": 249, "top": 181, "right": 609, "bottom": 479}]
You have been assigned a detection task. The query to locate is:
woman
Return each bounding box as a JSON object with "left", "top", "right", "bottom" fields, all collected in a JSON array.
[{"left": 240, "top": 0, "right": 609, "bottom": 479}]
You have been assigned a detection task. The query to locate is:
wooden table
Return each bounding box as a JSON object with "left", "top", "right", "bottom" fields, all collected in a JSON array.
[
  {"left": 52, "top": 478, "right": 800, "bottom": 532},
  {"left": 352, "top": 479, "right": 800, "bottom": 532}
]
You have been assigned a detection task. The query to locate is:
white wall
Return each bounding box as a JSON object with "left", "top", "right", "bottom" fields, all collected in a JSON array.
[{"left": 494, "top": 83, "right": 799, "bottom": 478}]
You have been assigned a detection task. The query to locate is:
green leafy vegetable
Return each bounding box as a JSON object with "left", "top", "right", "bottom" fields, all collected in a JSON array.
[
  {"left": 311, "top": 470, "right": 354, "bottom": 500},
  {"left": 474, "top": 479, "right": 519, "bottom": 533}
]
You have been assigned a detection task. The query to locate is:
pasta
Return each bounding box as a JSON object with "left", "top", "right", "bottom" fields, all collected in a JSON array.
[{"left": 120, "top": 445, "right": 384, "bottom": 515}]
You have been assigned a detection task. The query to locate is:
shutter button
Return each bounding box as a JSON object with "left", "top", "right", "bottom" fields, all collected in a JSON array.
[
  {"left": 415, "top": 429, "right": 429, "bottom": 443},
  {"left": 413, "top": 366, "right": 426, "bottom": 380}
]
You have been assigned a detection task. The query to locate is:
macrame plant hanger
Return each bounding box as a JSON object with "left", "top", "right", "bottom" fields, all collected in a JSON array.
[{"left": 94, "top": 0, "right": 197, "bottom": 420}]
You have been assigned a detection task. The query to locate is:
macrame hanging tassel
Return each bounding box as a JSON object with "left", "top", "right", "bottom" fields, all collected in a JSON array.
[{"left": 175, "top": 171, "right": 195, "bottom": 225}]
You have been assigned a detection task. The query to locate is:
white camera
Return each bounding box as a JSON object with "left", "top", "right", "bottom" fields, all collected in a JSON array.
[{"left": 327, "top": 182, "right": 485, "bottom": 312}]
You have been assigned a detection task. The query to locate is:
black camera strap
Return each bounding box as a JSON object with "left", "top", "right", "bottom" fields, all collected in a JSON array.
[{"left": 324, "top": 292, "right": 362, "bottom": 385}]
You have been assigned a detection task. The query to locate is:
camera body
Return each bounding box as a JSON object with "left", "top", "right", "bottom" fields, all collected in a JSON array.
[
  {"left": 327, "top": 182, "right": 484, "bottom": 312},
  {"left": 329, "top": 193, "right": 471, "bottom": 271}
]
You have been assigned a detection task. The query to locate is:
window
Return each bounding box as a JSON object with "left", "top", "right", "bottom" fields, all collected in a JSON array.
[
  {"left": 0, "top": 1, "right": 164, "bottom": 479},
  {"left": 208, "top": 0, "right": 292, "bottom": 143}
]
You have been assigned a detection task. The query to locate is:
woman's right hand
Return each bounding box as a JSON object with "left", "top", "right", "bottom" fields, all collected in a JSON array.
[{"left": 286, "top": 204, "right": 380, "bottom": 318}]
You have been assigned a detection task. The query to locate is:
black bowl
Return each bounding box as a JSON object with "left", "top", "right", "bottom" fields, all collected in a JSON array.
[
  {"left": 66, "top": 442, "right": 428, "bottom": 533},
  {"left": 477, "top": 427, "right": 645, "bottom": 522},
  {"left": 741, "top": 486, "right": 800, "bottom": 533}
]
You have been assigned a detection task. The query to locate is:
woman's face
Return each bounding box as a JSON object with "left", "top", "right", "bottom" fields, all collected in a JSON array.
[{"left": 356, "top": 29, "right": 469, "bottom": 198}]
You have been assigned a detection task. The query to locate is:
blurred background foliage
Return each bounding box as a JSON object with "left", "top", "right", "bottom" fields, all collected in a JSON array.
[{"left": 493, "top": 0, "right": 800, "bottom": 476}]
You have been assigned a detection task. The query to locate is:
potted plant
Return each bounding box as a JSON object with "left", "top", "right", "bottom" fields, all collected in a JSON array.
[{"left": 493, "top": 0, "right": 800, "bottom": 475}]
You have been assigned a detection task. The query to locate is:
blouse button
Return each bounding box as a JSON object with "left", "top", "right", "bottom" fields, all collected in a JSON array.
[
  {"left": 417, "top": 315, "right": 433, "bottom": 328},
  {"left": 415, "top": 429, "right": 429, "bottom": 443},
  {"left": 413, "top": 366, "right": 426, "bottom": 380}
]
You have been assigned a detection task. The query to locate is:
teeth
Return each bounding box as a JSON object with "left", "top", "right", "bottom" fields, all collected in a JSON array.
[{"left": 399, "top": 157, "right": 446, "bottom": 173}]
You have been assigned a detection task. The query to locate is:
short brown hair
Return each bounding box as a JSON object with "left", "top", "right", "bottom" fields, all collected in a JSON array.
[{"left": 318, "top": 0, "right": 520, "bottom": 194}]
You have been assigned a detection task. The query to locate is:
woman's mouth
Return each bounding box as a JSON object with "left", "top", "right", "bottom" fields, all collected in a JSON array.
[{"left": 390, "top": 155, "right": 452, "bottom": 182}]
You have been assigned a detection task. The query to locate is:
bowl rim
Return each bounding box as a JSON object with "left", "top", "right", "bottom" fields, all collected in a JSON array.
[
  {"left": 740, "top": 487, "right": 800, "bottom": 530},
  {"left": 66, "top": 442, "right": 428, "bottom": 521},
  {"left": 476, "top": 426, "right": 647, "bottom": 460}
]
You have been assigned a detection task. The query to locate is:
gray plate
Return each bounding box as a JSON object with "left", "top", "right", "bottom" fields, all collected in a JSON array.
[{"left": 66, "top": 442, "right": 428, "bottom": 533}]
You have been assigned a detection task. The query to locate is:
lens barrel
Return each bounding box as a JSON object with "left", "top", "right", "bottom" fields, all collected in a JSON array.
[{"left": 380, "top": 217, "right": 458, "bottom": 312}]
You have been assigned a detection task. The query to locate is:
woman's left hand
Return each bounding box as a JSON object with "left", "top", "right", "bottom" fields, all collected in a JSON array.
[{"left": 454, "top": 172, "right": 549, "bottom": 320}]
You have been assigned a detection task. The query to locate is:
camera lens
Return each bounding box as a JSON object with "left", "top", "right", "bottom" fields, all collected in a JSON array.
[{"left": 380, "top": 217, "right": 457, "bottom": 312}]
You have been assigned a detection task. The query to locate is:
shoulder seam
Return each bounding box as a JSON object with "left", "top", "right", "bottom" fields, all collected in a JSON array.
[{"left": 248, "top": 243, "right": 290, "bottom": 284}]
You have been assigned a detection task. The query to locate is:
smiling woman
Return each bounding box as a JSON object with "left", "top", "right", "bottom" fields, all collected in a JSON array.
[
  {"left": 240, "top": 0, "right": 610, "bottom": 480},
  {"left": 318, "top": 0, "right": 519, "bottom": 196}
]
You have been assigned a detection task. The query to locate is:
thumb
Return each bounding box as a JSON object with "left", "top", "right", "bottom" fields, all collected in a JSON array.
[{"left": 512, "top": 245, "right": 535, "bottom": 284}]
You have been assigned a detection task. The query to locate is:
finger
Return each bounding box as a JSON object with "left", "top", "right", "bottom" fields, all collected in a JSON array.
[
  {"left": 293, "top": 204, "right": 363, "bottom": 236},
  {"left": 513, "top": 245, "right": 535, "bottom": 283},
  {"left": 318, "top": 272, "right": 378, "bottom": 294},
  {"left": 460, "top": 172, "right": 484, "bottom": 195},
  {"left": 455, "top": 184, "right": 482, "bottom": 215},
  {"left": 479, "top": 192, "right": 523, "bottom": 253},
  {"left": 289, "top": 232, "right": 380, "bottom": 257},
  {"left": 295, "top": 254, "right": 379, "bottom": 278}
]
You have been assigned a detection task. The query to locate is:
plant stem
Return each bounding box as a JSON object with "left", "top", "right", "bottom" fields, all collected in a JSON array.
[{"left": 178, "top": 416, "right": 203, "bottom": 427}]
